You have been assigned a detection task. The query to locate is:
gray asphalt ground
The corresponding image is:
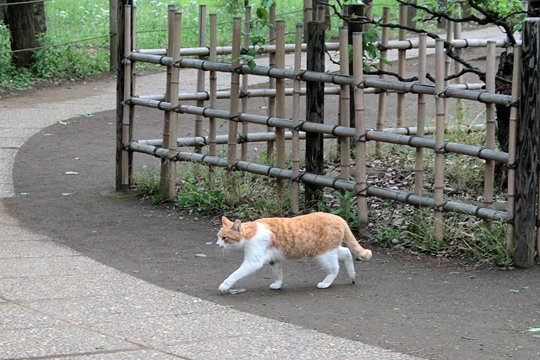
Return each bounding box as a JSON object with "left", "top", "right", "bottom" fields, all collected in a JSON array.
[{"left": 0, "top": 26, "right": 532, "bottom": 360}]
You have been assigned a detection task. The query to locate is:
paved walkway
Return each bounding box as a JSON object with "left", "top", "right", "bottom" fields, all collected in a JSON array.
[{"left": 0, "top": 26, "right": 510, "bottom": 359}]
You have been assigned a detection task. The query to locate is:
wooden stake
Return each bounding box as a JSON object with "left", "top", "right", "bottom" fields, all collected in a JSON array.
[
  {"left": 434, "top": 39, "right": 446, "bottom": 242},
  {"left": 160, "top": 8, "right": 181, "bottom": 201},
  {"left": 353, "top": 31, "right": 368, "bottom": 237},
  {"left": 240, "top": 5, "right": 251, "bottom": 161},
  {"left": 376, "top": 7, "right": 390, "bottom": 157},
  {"left": 194, "top": 5, "right": 206, "bottom": 153},
  {"left": 484, "top": 41, "right": 496, "bottom": 208},
  {"left": 414, "top": 33, "right": 427, "bottom": 198},
  {"left": 292, "top": 24, "right": 303, "bottom": 213},
  {"left": 339, "top": 26, "right": 351, "bottom": 180},
  {"left": 208, "top": 13, "right": 217, "bottom": 156}
]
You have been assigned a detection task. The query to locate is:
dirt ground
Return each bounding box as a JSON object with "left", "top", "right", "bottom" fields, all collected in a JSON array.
[{"left": 6, "top": 102, "right": 540, "bottom": 359}]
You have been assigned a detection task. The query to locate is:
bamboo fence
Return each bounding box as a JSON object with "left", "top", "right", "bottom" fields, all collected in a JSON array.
[{"left": 116, "top": 2, "right": 531, "bottom": 263}]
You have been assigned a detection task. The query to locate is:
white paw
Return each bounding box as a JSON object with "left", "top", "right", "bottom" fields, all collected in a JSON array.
[
  {"left": 269, "top": 282, "right": 282, "bottom": 290},
  {"left": 317, "top": 282, "right": 331, "bottom": 289},
  {"left": 218, "top": 283, "right": 230, "bottom": 293},
  {"left": 349, "top": 273, "right": 357, "bottom": 281}
]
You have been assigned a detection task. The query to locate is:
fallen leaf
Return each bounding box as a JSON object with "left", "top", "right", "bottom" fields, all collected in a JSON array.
[
  {"left": 195, "top": 253, "right": 207, "bottom": 258},
  {"left": 509, "top": 289, "right": 520, "bottom": 293},
  {"left": 528, "top": 328, "right": 540, "bottom": 333},
  {"left": 65, "top": 171, "right": 79, "bottom": 175}
]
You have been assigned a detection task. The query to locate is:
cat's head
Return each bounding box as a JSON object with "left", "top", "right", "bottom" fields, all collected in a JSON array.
[{"left": 216, "top": 216, "right": 245, "bottom": 249}]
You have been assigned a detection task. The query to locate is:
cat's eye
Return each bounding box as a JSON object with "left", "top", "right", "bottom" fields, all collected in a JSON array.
[{"left": 222, "top": 236, "right": 228, "bottom": 242}]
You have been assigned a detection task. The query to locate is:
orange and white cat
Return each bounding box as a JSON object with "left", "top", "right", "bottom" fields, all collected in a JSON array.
[{"left": 216, "top": 212, "right": 372, "bottom": 293}]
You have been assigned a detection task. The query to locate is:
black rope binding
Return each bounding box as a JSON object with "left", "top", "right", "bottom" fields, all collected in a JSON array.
[
  {"left": 476, "top": 146, "right": 485, "bottom": 159},
  {"left": 293, "top": 120, "right": 306, "bottom": 132},
  {"left": 434, "top": 141, "right": 449, "bottom": 154},
  {"left": 237, "top": 133, "right": 248, "bottom": 144},
  {"left": 228, "top": 113, "right": 240, "bottom": 123},
  {"left": 295, "top": 69, "right": 308, "bottom": 81},
  {"left": 291, "top": 171, "right": 306, "bottom": 183}
]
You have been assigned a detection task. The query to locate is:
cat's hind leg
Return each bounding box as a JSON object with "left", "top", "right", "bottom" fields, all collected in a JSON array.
[
  {"left": 315, "top": 249, "right": 340, "bottom": 289},
  {"left": 338, "top": 246, "right": 356, "bottom": 284},
  {"left": 269, "top": 261, "right": 283, "bottom": 290}
]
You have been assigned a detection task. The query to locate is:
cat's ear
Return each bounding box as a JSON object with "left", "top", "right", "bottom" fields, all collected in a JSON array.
[
  {"left": 222, "top": 216, "right": 232, "bottom": 226},
  {"left": 232, "top": 219, "right": 242, "bottom": 232}
]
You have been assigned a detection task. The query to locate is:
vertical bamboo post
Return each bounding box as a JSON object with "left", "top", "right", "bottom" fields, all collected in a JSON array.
[
  {"left": 506, "top": 46, "right": 521, "bottom": 262},
  {"left": 453, "top": 16, "right": 464, "bottom": 121},
  {"left": 363, "top": 0, "right": 373, "bottom": 32},
  {"left": 109, "top": 0, "right": 118, "bottom": 72},
  {"left": 514, "top": 19, "right": 540, "bottom": 268},
  {"left": 339, "top": 26, "right": 351, "bottom": 180},
  {"left": 396, "top": 4, "right": 407, "bottom": 128},
  {"left": 353, "top": 32, "right": 368, "bottom": 237},
  {"left": 303, "top": 0, "right": 313, "bottom": 42},
  {"left": 316, "top": 3, "right": 326, "bottom": 23},
  {"left": 376, "top": 7, "right": 390, "bottom": 157},
  {"left": 275, "top": 20, "right": 286, "bottom": 196},
  {"left": 305, "top": 20, "right": 325, "bottom": 206},
  {"left": 240, "top": 5, "right": 251, "bottom": 161},
  {"left": 434, "top": 39, "right": 446, "bottom": 242},
  {"left": 208, "top": 13, "right": 217, "bottom": 157},
  {"left": 266, "top": 3, "right": 276, "bottom": 162},
  {"left": 194, "top": 5, "right": 206, "bottom": 153},
  {"left": 228, "top": 17, "right": 242, "bottom": 167},
  {"left": 117, "top": 2, "right": 132, "bottom": 191},
  {"left": 291, "top": 24, "right": 303, "bottom": 214},
  {"left": 414, "top": 33, "right": 427, "bottom": 198},
  {"left": 483, "top": 41, "right": 496, "bottom": 208},
  {"left": 160, "top": 8, "right": 181, "bottom": 201},
  {"left": 128, "top": 4, "right": 136, "bottom": 185}
]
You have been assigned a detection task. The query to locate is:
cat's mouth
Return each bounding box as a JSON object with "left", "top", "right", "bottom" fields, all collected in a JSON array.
[{"left": 216, "top": 238, "right": 226, "bottom": 247}]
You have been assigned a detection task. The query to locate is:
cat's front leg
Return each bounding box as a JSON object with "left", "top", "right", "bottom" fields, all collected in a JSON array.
[
  {"left": 219, "top": 260, "right": 264, "bottom": 293},
  {"left": 269, "top": 261, "right": 283, "bottom": 290}
]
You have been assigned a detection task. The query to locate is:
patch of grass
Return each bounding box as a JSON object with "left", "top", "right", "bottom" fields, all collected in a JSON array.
[{"left": 132, "top": 165, "right": 167, "bottom": 204}]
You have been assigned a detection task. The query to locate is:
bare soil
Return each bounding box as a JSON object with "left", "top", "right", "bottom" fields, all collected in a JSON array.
[{"left": 6, "top": 105, "right": 540, "bottom": 360}]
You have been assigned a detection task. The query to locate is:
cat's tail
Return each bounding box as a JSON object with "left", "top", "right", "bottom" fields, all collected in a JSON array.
[{"left": 343, "top": 225, "right": 372, "bottom": 261}]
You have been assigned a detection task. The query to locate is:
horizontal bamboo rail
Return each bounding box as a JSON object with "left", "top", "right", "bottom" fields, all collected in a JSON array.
[
  {"left": 127, "top": 97, "right": 508, "bottom": 163},
  {"left": 139, "top": 82, "right": 485, "bottom": 102},
  {"left": 135, "top": 37, "right": 514, "bottom": 56},
  {"left": 128, "top": 142, "right": 508, "bottom": 222},
  {"left": 133, "top": 123, "right": 486, "bottom": 148},
  {"left": 128, "top": 53, "right": 513, "bottom": 106}
]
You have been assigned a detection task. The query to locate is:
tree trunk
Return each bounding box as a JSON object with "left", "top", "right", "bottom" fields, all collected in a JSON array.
[
  {"left": 305, "top": 21, "right": 325, "bottom": 207},
  {"left": 494, "top": 51, "right": 514, "bottom": 187},
  {"left": 6, "top": 0, "right": 46, "bottom": 68}
]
